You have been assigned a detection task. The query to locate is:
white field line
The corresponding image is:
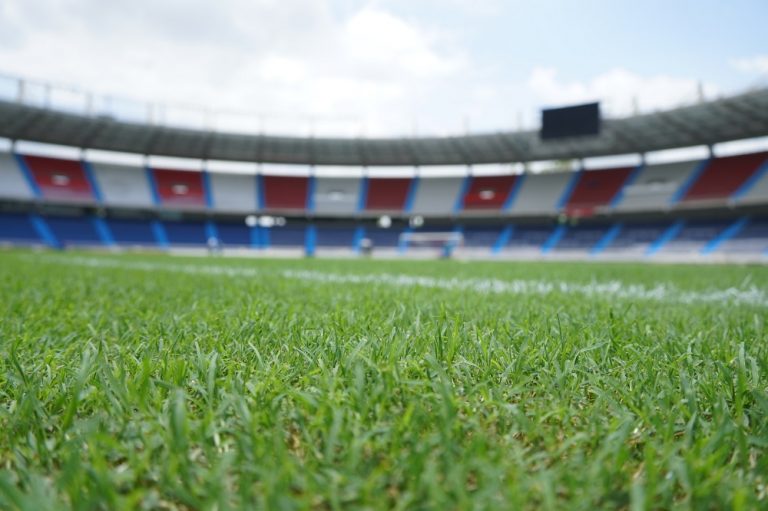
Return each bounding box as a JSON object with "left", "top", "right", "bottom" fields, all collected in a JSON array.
[{"left": 33, "top": 254, "right": 768, "bottom": 308}]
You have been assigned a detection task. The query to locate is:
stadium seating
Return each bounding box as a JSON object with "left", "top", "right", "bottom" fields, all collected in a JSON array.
[
  {"left": 262, "top": 175, "right": 309, "bottom": 210},
  {"left": 313, "top": 177, "right": 362, "bottom": 215},
  {"left": 716, "top": 218, "right": 768, "bottom": 255},
  {"left": 734, "top": 160, "right": 768, "bottom": 205},
  {"left": 500, "top": 225, "right": 555, "bottom": 254},
  {"left": 150, "top": 169, "right": 207, "bottom": 208},
  {"left": 656, "top": 220, "right": 733, "bottom": 254},
  {"left": 46, "top": 216, "right": 102, "bottom": 246},
  {"left": 315, "top": 226, "right": 357, "bottom": 250},
  {"left": 551, "top": 223, "right": 614, "bottom": 253},
  {"left": 106, "top": 218, "right": 157, "bottom": 246},
  {"left": 263, "top": 225, "right": 306, "bottom": 248},
  {"left": 680, "top": 152, "right": 768, "bottom": 202},
  {"left": 599, "top": 222, "right": 672, "bottom": 256},
  {"left": 364, "top": 226, "right": 404, "bottom": 249},
  {"left": 614, "top": 160, "right": 701, "bottom": 211},
  {"left": 563, "top": 167, "right": 634, "bottom": 216},
  {"left": 162, "top": 220, "right": 208, "bottom": 246},
  {"left": 215, "top": 221, "right": 253, "bottom": 247},
  {"left": 508, "top": 173, "right": 572, "bottom": 215},
  {"left": 0, "top": 212, "right": 41, "bottom": 244},
  {"left": 91, "top": 162, "right": 154, "bottom": 207},
  {"left": 0, "top": 154, "right": 35, "bottom": 201},
  {"left": 364, "top": 178, "right": 413, "bottom": 211},
  {"left": 462, "top": 175, "right": 519, "bottom": 210},
  {"left": 410, "top": 177, "right": 464, "bottom": 216},
  {"left": 22, "top": 155, "right": 95, "bottom": 203},
  {"left": 208, "top": 173, "right": 258, "bottom": 213}
]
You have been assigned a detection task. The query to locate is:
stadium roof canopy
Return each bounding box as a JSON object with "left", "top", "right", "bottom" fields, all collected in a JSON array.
[{"left": 0, "top": 87, "right": 767, "bottom": 166}]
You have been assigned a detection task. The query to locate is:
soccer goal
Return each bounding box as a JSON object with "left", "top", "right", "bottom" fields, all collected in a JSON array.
[{"left": 398, "top": 231, "right": 464, "bottom": 258}]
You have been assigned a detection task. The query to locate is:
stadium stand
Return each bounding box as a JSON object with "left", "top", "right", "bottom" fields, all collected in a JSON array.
[
  {"left": 46, "top": 215, "right": 101, "bottom": 246},
  {"left": 21, "top": 155, "right": 95, "bottom": 203},
  {"left": 508, "top": 173, "right": 572, "bottom": 215},
  {"left": 313, "top": 177, "right": 362, "bottom": 215},
  {"left": 551, "top": 223, "right": 615, "bottom": 254},
  {"left": 162, "top": 219, "right": 208, "bottom": 246},
  {"left": 0, "top": 153, "right": 35, "bottom": 200},
  {"left": 364, "top": 178, "right": 413, "bottom": 211},
  {"left": 563, "top": 167, "right": 634, "bottom": 216},
  {"left": 599, "top": 222, "right": 672, "bottom": 257},
  {"left": 680, "top": 152, "right": 768, "bottom": 203},
  {"left": 734, "top": 159, "right": 768, "bottom": 205},
  {"left": 462, "top": 175, "right": 519, "bottom": 210},
  {"left": 410, "top": 176, "right": 465, "bottom": 216},
  {"left": 208, "top": 172, "right": 258, "bottom": 213},
  {"left": 91, "top": 162, "right": 154, "bottom": 208},
  {"left": 0, "top": 212, "right": 41, "bottom": 244},
  {"left": 614, "top": 160, "right": 701, "bottom": 211},
  {"left": 263, "top": 225, "right": 306, "bottom": 248},
  {"left": 500, "top": 225, "right": 555, "bottom": 255},
  {"left": 715, "top": 217, "right": 768, "bottom": 255},
  {"left": 262, "top": 175, "right": 309, "bottom": 210},
  {"left": 106, "top": 218, "right": 157, "bottom": 247},
  {"left": 315, "top": 226, "right": 357, "bottom": 252},
  {"left": 655, "top": 219, "right": 733, "bottom": 254},
  {"left": 150, "top": 168, "right": 207, "bottom": 208},
  {"left": 215, "top": 220, "right": 253, "bottom": 247}
]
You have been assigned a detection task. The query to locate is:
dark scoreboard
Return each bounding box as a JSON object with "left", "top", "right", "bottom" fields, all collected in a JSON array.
[{"left": 540, "top": 102, "right": 601, "bottom": 140}]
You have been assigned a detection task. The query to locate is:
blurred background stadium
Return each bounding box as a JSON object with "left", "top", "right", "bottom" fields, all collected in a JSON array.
[{"left": 1, "top": 0, "right": 767, "bottom": 262}]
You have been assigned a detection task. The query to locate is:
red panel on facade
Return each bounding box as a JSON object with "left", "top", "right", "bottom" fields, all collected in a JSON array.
[
  {"left": 683, "top": 152, "right": 768, "bottom": 201},
  {"left": 462, "top": 175, "right": 518, "bottom": 210},
  {"left": 565, "top": 167, "right": 634, "bottom": 215},
  {"left": 24, "top": 155, "right": 94, "bottom": 202},
  {"left": 365, "top": 178, "right": 412, "bottom": 211},
  {"left": 152, "top": 168, "right": 206, "bottom": 207},
  {"left": 263, "top": 175, "right": 308, "bottom": 209}
]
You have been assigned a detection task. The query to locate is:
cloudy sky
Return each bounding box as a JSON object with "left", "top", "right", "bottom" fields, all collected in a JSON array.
[{"left": 0, "top": 0, "right": 766, "bottom": 137}]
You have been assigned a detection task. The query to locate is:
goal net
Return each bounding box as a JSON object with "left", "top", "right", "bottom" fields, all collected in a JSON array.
[{"left": 398, "top": 231, "right": 464, "bottom": 258}]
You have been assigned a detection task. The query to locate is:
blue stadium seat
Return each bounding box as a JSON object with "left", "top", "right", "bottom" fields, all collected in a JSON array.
[
  {"left": 265, "top": 226, "right": 306, "bottom": 247},
  {"left": 0, "top": 213, "right": 41, "bottom": 243},
  {"left": 503, "top": 226, "right": 553, "bottom": 252},
  {"left": 107, "top": 218, "right": 157, "bottom": 246},
  {"left": 163, "top": 220, "right": 207, "bottom": 246},
  {"left": 216, "top": 221, "right": 251, "bottom": 246},
  {"left": 553, "top": 224, "right": 612, "bottom": 252},
  {"left": 601, "top": 222, "right": 671, "bottom": 254},
  {"left": 462, "top": 226, "right": 503, "bottom": 248},
  {"left": 316, "top": 227, "right": 355, "bottom": 248},
  {"left": 46, "top": 216, "right": 101, "bottom": 246}
]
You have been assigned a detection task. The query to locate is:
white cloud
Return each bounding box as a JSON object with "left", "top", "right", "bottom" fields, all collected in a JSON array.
[
  {"left": 528, "top": 67, "right": 720, "bottom": 117},
  {"left": 731, "top": 55, "right": 768, "bottom": 74}
]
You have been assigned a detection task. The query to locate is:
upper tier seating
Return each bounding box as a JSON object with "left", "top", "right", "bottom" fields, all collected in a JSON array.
[
  {"left": 614, "top": 160, "right": 701, "bottom": 211},
  {"left": 564, "top": 167, "right": 634, "bottom": 216},
  {"left": 91, "top": 162, "right": 154, "bottom": 207},
  {"left": 151, "top": 169, "right": 207, "bottom": 208},
  {"left": 410, "top": 177, "right": 464, "bottom": 216},
  {"left": 735, "top": 161, "right": 768, "bottom": 205},
  {"left": 364, "top": 178, "right": 413, "bottom": 211},
  {"left": 0, "top": 154, "right": 34, "bottom": 201},
  {"left": 22, "top": 155, "right": 95, "bottom": 202},
  {"left": 313, "top": 177, "right": 362, "bottom": 215},
  {"left": 462, "top": 175, "right": 519, "bottom": 210},
  {"left": 681, "top": 152, "right": 768, "bottom": 202},
  {"left": 509, "top": 173, "right": 572, "bottom": 216},
  {"left": 262, "top": 176, "right": 309, "bottom": 210},
  {"left": 208, "top": 173, "right": 258, "bottom": 213}
]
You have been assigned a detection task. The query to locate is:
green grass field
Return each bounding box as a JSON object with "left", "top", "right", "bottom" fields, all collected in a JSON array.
[{"left": 0, "top": 249, "right": 767, "bottom": 510}]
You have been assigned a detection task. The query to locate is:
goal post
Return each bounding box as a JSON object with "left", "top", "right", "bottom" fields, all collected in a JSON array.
[{"left": 398, "top": 231, "right": 464, "bottom": 258}]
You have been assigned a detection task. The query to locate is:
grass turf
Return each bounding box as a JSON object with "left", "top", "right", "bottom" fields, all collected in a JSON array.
[{"left": 0, "top": 249, "right": 767, "bottom": 509}]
